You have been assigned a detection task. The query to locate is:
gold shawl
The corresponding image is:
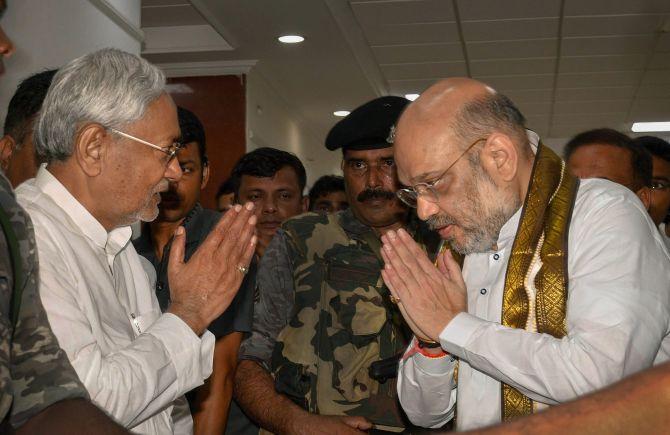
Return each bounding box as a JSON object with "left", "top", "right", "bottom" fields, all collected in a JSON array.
[{"left": 500, "top": 143, "right": 579, "bottom": 420}]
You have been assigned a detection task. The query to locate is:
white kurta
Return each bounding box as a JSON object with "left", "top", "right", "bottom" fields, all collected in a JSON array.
[
  {"left": 17, "top": 167, "right": 215, "bottom": 434},
  {"left": 660, "top": 222, "right": 670, "bottom": 252},
  {"left": 397, "top": 178, "right": 670, "bottom": 431}
]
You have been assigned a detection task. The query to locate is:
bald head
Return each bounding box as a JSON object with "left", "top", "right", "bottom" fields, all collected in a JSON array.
[
  {"left": 405, "top": 78, "right": 494, "bottom": 123},
  {"left": 394, "top": 78, "right": 527, "bottom": 184}
]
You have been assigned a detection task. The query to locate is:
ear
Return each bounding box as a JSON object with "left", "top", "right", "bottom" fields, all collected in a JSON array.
[
  {"left": 200, "top": 163, "right": 210, "bottom": 190},
  {"left": 480, "top": 133, "right": 518, "bottom": 183},
  {"left": 636, "top": 186, "right": 652, "bottom": 211},
  {"left": 301, "top": 195, "right": 309, "bottom": 213},
  {"left": 0, "top": 135, "right": 16, "bottom": 172},
  {"left": 74, "top": 123, "right": 107, "bottom": 177}
]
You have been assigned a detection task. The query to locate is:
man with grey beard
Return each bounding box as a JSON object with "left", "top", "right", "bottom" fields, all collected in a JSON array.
[
  {"left": 16, "top": 48, "right": 257, "bottom": 434},
  {"left": 379, "top": 78, "right": 670, "bottom": 431}
]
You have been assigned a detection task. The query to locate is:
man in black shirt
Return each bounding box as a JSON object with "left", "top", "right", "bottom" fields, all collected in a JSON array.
[{"left": 134, "top": 106, "right": 253, "bottom": 434}]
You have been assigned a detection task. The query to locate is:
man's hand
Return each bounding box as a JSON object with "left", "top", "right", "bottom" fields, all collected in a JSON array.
[
  {"left": 380, "top": 228, "right": 467, "bottom": 342},
  {"left": 167, "top": 203, "right": 257, "bottom": 335},
  {"left": 290, "top": 413, "right": 372, "bottom": 435}
]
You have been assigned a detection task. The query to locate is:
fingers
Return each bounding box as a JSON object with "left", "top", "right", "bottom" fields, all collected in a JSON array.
[
  {"left": 396, "top": 229, "right": 440, "bottom": 276},
  {"left": 341, "top": 416, "right": 372, "bottom": 431},
  {"left": 200, "top": 203, "right": 240, "bottom": 250},
  {"left": 443, "top": 249, "right": 466, "bottom": 289},
  {"left": 167, "top": 226, "right": 186, "bottom": 272},
  {"left": 380, "top": 245, "right": 411, "bottom": 303},
  {"left": 217, "top": 202, "right": 256, "bottom": 255},
  {"left": 381, "top": 232, "right": 429, "bottom": 295},
  {"left": 239, "top": 234, "right": 258, "bottom": 268},
  {"left": 436, "top": 248, "right": 451, "bottom": 278},
  {"left": 229, "top": 211, "right": 257, "bottom": 261}
]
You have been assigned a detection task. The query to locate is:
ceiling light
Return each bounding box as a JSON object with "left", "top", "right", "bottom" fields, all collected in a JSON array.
[
  {"left": 632, "top": 122, "right": 670, "bottom": 133},
  {"left": 278, "top": 35, "right": 304, "bottom": 44},
  {"left": 334, "top": 110, "right": 350, "bottom": 117},
  {"left": 405, "top": 93, "right": 420, "bottom": 101}
]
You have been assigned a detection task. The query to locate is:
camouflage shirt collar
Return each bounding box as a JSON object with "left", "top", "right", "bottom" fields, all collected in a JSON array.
[{"left": 338, "top": 207, "right": 418, "bottom": 239}]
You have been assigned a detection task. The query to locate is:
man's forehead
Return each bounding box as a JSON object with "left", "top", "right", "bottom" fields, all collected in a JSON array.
[
  {"left": 343, "top": 147, "right": 393, "bottom": 160},
  {"left": 395, "top": 133, "right": 454, "bottom": 183},
  {"left": 241, "top": 168, "right": 300, "bottom": 190}
]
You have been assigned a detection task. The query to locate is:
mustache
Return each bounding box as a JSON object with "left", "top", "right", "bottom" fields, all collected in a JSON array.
[
  {"left": 427, "top": 214, "right": 457, "bottom": 231},
  {"left": 357, "top": 188, "right": 396, "bottom": 202}
]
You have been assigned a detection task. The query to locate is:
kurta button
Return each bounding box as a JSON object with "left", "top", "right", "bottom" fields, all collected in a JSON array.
[
  {"left": 493, "top": 253, "right": 500, "bottom": 260},
  {"left": 480, "top": 288, "right": 487, "bottom": 295},
  {"left": 157, "top": 282, "right": 164, "bottom": 291}
]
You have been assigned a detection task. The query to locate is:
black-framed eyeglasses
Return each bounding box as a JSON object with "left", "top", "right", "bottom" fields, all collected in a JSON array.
[
  {"left": 107, "top": 127, "right": 183, "bottom": 165},
  {"left": 396, "top": 137, "right": 487, "bottom": 208}
]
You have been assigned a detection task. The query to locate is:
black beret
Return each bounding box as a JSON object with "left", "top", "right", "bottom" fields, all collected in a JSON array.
[{"left": 325, "top": 96, "right": 409, "bottom": 151}]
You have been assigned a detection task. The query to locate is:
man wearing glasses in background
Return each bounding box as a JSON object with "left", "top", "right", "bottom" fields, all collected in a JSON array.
[
  {"left": 379, "top": 78, "right": 670, "bottom": 431},
  {"left": 634, "top": 136, "right": 670, "bottom": 251},
  {"left": 16, "top": 48, "right": 257, "bottom": 434}
]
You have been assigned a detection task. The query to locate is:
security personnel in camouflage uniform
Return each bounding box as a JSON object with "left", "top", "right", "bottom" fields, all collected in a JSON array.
[
  {"left": 0, "top": 170, "right": 127, "bottom": 433},
  {"left": 235, "top": 97, "right": 440, "bottom": 434}
]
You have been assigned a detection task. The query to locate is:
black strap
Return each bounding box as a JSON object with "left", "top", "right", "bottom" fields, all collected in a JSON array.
[{"left": 0, "top": 204, "right": 23, "bottom": 328}]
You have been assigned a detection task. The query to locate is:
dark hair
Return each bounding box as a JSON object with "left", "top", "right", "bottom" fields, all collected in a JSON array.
[
  {"left": 452, "top": 92, "right": 528, "bottom": 157},
  {"left": 230, "top": 147, "right": 306, "bottom": 197},
  {"left": 635, "top": 135, "right": 670, "bottom": 164},
  {"left": 565, "top": 128, "right": 652, "bottom": 190},
  {"left": 4, "top": 69, "right": 58, "bottom": 149},
  {"left": 177, "top": 106, "right": 207, "bottom": 166},
  {"left": 216, "top": 177, "right": 235, "bottom": 199},
  {"left": 308, "top": 175, "right": 345, "bottom": 210}
]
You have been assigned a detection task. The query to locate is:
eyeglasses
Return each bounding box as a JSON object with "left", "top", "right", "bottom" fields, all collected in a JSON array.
[
  {"left": 107, "top": 127, "right": 182, "bottom": 165},
  {"left": 396, "top": 137, "right": 487, "bottom": 208},
  {"left": 651, "top": 180, "right": 670, "bottom": 191}
]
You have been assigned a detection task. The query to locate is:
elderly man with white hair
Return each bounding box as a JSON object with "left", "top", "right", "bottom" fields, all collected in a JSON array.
[{"left": 16, "top": 48, "right": 257, "bottom": 434}]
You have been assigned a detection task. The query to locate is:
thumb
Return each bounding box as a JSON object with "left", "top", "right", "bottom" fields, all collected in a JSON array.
[
  {"left": 436, "top": 248, "right": 452, "bottom": 278},
  {"left": 167, "top": 226, "right": 186, "bottom": 271},
  {"left": 443, "top": 249, "right": 466, "bottom": 290}
]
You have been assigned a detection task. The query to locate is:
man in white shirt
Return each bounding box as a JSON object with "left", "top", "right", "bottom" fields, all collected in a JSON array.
[
  {"left": 634, "top": 136, "right": 670, "bottom": 251},
  {"left": 16, "top": 48, "right": 257, "bottom": 434},
  {"left": 379, "top": 78, "right": 670, "bottom": 430}
]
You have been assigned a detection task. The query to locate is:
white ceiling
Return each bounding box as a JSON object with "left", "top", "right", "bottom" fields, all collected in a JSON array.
[{"left": 141, "top": 0, "right": 670, "bottom": 153}]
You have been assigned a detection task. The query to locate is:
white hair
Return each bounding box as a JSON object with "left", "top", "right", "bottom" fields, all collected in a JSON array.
[{"left": 35, "top": 48, "right": 166, "bottom": 162}]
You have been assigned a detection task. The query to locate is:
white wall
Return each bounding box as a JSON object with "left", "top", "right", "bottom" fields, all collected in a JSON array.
[
  {"left": 0, "top": 0, "right": 142, "bottom": 125},
  {"left": 245, "top": 67, "right": 342, "bottom": 190}
]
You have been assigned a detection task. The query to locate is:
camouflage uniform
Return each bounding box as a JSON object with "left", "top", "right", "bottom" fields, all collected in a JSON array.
[
  {"left": 240, "top": 208, "right": 439, "bottom": 430},
  {"left": 0, "top": 172, "right": 87, "bottom": 428}
]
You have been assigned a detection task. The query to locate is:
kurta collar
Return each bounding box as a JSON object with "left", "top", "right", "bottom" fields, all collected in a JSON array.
[{"left": 35, "top": 165, "right": 132, "bottom": 256}]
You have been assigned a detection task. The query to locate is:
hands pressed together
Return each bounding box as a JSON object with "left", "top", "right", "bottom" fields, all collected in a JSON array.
[
  {"left": 167, "top": 202, "right": 257, "bottom": 335},
  {"left": 380, "top": 228, "right": 467, "bottom": 343}
]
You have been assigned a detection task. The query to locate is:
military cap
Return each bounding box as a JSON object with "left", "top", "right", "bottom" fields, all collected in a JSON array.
[{"left": 325, "top": 96, "right": 409, "bottom": 151}]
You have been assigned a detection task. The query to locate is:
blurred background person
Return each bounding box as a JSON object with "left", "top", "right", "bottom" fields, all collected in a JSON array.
[
  {"left": 0, "top": 69, "right": 56, "bottom": 187},
  {"left": 230, "top": 147, "right": 307, "bottom": 258},
  {"left": 635, "top": 135, "right": 670, "bottom": 250},
  {"left": 308, "top": 174, "right": 348, "bottom": 214},
  {"left": 565, "top": 128, "right": 653, "bottom": 209},
  {"left": 216, "top": 177, "right": 236, "bottom": 212}
]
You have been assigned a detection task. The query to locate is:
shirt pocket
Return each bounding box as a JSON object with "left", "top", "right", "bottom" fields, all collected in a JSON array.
[{"left": 323, "top": 262, "right": 387, "bottom": 403}]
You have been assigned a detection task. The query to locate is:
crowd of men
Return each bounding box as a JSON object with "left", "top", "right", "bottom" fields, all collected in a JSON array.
[{"left": 0, "top": 10, "right": 670, "bottom": 435}]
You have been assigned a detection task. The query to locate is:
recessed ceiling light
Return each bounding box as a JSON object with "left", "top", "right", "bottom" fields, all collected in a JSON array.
[
  {"left": 632, "top": 122, "right": 670, "bottom": 133},
  {"left": 278, "top": 35, "right": 305, "bottom": 44},
  {"left": 405, "top": 93, "right": 420, "bottom": 101},
  {"left": 334, "top": 110, "right": 350, "bottom": 117}
]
